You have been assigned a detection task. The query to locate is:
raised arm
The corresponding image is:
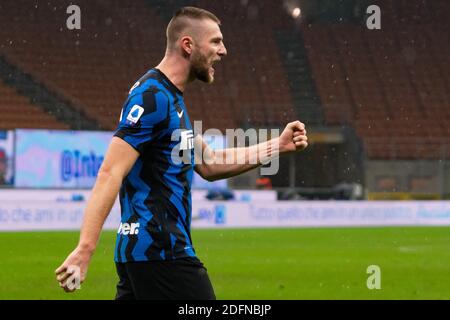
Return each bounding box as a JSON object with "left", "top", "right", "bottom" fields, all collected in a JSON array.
[
  {"left": 194, "top": 121, "right": 308, "bottom": 181},
  {"left": 55, "top": 137, "right": 139, "bottom": 292}
]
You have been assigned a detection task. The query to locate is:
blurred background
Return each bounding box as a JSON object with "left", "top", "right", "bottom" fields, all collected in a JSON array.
[{"left": 0, "top": 0, "right": 449, "bottom": 299}]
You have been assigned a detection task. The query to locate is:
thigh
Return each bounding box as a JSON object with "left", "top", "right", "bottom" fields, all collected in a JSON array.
[
  {"left": 125, "top": 259, "right": 216, "bottom": 300},
  {"left": 115, "top": 263, "right": 136, "bottom": 300},
  {"left": 171, "top": 258, "right": 216, "bottom": 300},
  {"left": 124, "top": 261, "right": 171, "bottom": 300}
]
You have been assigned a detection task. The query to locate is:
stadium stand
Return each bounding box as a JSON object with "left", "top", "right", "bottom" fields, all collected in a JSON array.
[
  {"left": 0, "top": 80, "right": 69, "bottom": 129},
  {"left": 301, "top": 0, "right": 449, "bottom": 159},
  {"left": 0, "top": 0, "right": 165, "bottom": 130}
]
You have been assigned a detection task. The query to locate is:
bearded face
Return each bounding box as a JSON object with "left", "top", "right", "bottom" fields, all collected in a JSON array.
[
  {"left": 185, "top": 19, "right": 226, "bottom": 84},
  {"left": 190, "top": 48, "right": 215, "bottom": 83}
]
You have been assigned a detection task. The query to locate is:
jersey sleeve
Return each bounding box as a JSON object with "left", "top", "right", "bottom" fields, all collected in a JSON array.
[{"left": 114, "top": 88, "right": 169, "bottom": 153}]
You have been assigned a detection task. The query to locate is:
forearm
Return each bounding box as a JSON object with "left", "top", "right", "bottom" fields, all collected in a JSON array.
[
  {"left": 202, "top": 137, "right": 280, "bottom": 181},
  {"left": 77, "top": 169, "right": 123, "bottom": 253}
]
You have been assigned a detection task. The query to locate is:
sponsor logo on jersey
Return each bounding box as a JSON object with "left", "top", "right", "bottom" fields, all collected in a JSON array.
[
  {"left": 180, "top": 130, "right": 194, "bottom": 150},
  {"left": 117, "top": 222, "right": 140, "bottom": 235}
]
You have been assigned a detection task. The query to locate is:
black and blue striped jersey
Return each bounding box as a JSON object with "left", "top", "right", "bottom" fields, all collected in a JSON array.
[{"left": 113, "top": 68, "right": 195, "bottom": 262}]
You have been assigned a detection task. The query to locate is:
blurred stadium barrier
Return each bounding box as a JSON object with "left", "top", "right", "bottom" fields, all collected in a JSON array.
[{"left": 1, "top": 189, "right": 449, "bottom": 231}]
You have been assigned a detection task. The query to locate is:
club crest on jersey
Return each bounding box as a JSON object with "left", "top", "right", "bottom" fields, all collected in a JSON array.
[{"left": 126, "top": 105, "right": 144, "bottom": 125}]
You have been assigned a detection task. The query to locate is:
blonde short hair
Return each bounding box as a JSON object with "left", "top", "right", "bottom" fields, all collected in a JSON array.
[{"left": 166, "top": 6, "right": 221, "bottom": 50}]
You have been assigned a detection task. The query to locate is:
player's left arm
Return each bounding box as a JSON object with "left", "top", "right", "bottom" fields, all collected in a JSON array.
[{"left": 194, "top": 121, "right": 307, "bottom": 181}]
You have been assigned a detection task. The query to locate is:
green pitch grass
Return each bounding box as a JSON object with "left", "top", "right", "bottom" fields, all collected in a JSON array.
[{"left": 0, "top": 227, "right": 449, "bottom": 300}]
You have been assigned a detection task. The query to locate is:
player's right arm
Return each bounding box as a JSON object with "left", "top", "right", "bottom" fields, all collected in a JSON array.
[
  {"left": 56, "top": 81, "right": 168, "bottom": 292},
  {"left": 55, "top": 137, "right": 139, "bottom": 292}
]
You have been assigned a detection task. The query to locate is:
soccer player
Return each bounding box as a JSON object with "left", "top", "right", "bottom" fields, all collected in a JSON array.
[{"left": 55, "top": 6, "right": 308, "bottom": 300}]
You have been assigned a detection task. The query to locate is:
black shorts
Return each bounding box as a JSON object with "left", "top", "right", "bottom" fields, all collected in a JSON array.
[{"left": 115, "top": 257, "right": 216, "bottom": 300}]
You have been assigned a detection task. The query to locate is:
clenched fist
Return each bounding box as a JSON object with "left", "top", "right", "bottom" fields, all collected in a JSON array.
[{"left": 278, "top": 120, "right": 308, "bottom": 154}]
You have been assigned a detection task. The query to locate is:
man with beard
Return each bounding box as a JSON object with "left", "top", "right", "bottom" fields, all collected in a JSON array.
[{"left": 55, "top": 6, "right": 308, "bottom": 300}]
